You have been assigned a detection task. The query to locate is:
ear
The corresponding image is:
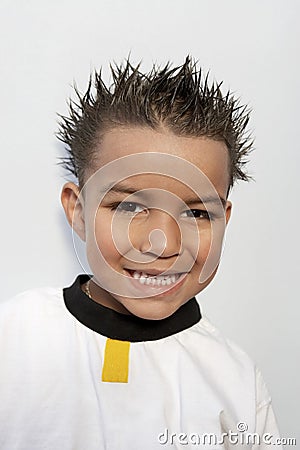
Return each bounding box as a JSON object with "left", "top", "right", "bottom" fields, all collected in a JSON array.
[
  {"left": 225, "top": 200, "right": 232, "bottom": 225},
  {"left": 61, "top": 182, "right": 86, "bottom": 241}
]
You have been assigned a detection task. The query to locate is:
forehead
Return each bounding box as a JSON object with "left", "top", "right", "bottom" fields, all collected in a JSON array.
[{"left": 91, "top": 127, "right": 230, "bottom": 196}]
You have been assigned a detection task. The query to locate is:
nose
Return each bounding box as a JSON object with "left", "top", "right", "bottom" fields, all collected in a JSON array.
[{"left": 134, "top": 209, "right": 181, "bottom": 258}]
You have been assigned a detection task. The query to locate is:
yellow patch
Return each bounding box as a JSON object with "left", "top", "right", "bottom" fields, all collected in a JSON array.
[{"left": 102, "top": 338, "right": 130, "bottom": 383}]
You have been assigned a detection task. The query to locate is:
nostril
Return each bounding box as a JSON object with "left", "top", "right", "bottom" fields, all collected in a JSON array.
[{"left": 146, "top": 229, "right": 167, "bottom": 254}]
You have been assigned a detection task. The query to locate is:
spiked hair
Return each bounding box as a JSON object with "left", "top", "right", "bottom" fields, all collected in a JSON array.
[{"left": 57, "top": 57, "right": 253, "bottom": 191}]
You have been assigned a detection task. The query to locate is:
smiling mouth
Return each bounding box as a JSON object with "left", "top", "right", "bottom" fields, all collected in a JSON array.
[{"left": 125, "top": 269, "right": 186, "bottom": 287}]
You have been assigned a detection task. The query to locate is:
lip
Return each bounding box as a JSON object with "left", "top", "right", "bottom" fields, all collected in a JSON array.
[
  {"left": 125, "top": 268, "right": 186, "bottom": 276},
  {"left": 123, "top": 268, "right": 188, "bottom": 298}
]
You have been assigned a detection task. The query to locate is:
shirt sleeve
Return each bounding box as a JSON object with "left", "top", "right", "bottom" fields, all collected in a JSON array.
[
  {"left": 219, "top": 367, "right": 283, "bottom": 450},
  {"left": 252, "top": 367, "right": 283, "bottom": 450}
]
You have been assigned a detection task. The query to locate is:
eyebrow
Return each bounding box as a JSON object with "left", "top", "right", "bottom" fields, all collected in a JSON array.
[
  {"left": 103, "top": 184, "right": 227, "bottom": 208},
  {"left": 184, "top": 196, "right": 227, "bottom": 208},
  {"left": 105, "top": 185, "right": 140, "bottom": 196}
]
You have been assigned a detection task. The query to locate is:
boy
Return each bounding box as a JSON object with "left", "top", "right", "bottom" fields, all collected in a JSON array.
[{"left": 0, "top": 58, "right": 282, "bottom": 449}]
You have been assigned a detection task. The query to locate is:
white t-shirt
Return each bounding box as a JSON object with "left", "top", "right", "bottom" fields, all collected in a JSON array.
[{"left": 0, "top": 275, "right": 282, "bottom": 450}]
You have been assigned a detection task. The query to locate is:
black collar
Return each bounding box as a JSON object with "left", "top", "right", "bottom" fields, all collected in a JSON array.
[{"left": 63, "top": 274, "right": 201, "bottom": 342}]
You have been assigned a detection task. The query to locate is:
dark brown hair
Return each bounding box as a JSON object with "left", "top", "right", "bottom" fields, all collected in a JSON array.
[{"left": 57, "top": 57, "right": 253, "bottom": 191}]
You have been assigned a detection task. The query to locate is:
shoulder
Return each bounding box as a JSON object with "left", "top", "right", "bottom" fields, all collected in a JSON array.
[
  {"left": 190, "top": 318, "right": 278, "bottom": 421},
  {"left": 0, "top": 285, "right": 63, "bottom": 307},
  {"left": 171, "top": 314, "right": 263, "bottom": 398},
  {"left": 0, "top": 285, "right": 65, "bottom": 325},
  {"left": 192, "top": 317, "right": 275, "bottom": 405},
  {"left": 0, "top": 285, "right": 75, "bottom": 359},
  {"left": 179, "top": 315, "right": 255, "bottom": 367}
]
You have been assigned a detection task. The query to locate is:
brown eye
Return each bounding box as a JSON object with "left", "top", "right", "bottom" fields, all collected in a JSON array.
[
  {"left": 116, "top": 202, "right": 145, "bottom": 214},
  {"left": 181, "top": 209, "right": 210, "bottom": 220}
]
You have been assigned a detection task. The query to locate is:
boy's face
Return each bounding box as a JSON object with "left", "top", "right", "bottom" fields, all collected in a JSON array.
[{"left": 62, "top": 127, "right": 232, "bottom": 320}]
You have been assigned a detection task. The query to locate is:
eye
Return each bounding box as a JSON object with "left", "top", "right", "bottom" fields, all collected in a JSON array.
[
  {"left": 115, "top": 201, "right": 146, "bottom": 215},
  {"left": 181, "top": 209, "right": 211, "bottom": 220}
]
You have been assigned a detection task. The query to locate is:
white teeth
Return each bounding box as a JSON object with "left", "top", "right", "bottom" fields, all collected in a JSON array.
[{"left": 129, "top": 270, "right": 181, "bottom": 287}]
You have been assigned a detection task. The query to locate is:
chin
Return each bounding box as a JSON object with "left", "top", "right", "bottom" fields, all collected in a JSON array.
[{"left": 121, "top": 298, "right": 180, "bottom": 321}]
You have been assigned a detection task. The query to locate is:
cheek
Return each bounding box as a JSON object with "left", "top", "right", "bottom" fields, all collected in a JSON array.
[
  {"left": 194, "top": 225, "right": 225, "bottom": 283},
  {"left": 95, "top": 220, "right": 119, "bottom": 258},
  {"left": 195, "top": 229, "right": 212, "bottom": 263},
  {"left": 85, "top": 211, "right": 118, "bottom": 261},
  {"left": 92, "top": 212, "right": 134, "bottom": 262},
  {"left": 96, "top": 232, "right": 117, "bottom": 258}
]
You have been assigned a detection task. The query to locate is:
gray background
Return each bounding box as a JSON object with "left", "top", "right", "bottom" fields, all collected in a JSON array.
[{"left": 1, "top": 0, "right": 299, "bottom": 444}]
